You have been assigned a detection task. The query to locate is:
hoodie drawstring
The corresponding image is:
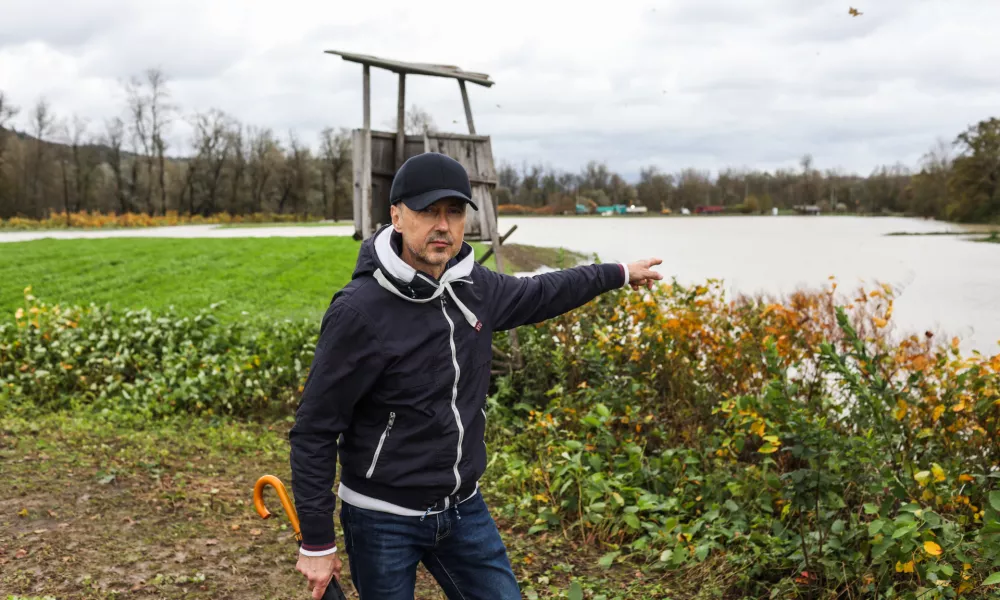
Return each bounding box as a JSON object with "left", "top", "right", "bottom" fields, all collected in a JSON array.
[{"left": 373, "top": 269, "right": 480, "bottom": 329}]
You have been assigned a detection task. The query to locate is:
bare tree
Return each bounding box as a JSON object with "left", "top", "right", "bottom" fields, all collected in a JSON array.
[
  {"left": 66, "top": 115, "right": 100, "bottom": 213},
  {"left": 248, "top": 126, "right": 279, "bottom": 213},
  {"left": 125, "top": 77, "right": 151, "bottom": 213},
  {"left": 227, "top": 121, "right": 247, "bottom": 213},
  {"left": 29, "top": 98, "right": 55, "bottom": 217},
  {"left": 403, "top": 105, "right": 436, "bottom": 135},
  {"left": 319, "top": 127, "right": 352, "bottom": 221},
  {"left": 146, "top": 68, "right": 174, "bottom": 215},
  {"left": 186, "top": 109, "right": 232, "bottom": 216},
  {"left": 0, "top": 91, "right": 18, "bottom": 166},
  {"left": 277, "top": 131, "right": 313, "bottom": 216},
  {"left": 0, "top": 91, "right": 20, "bottom": 216},
  {"left": 104, "top": 117, "right": 127, "bottom": 214}
]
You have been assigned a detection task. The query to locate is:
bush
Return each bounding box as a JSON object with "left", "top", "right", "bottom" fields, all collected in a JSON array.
[
  {"left": 487, "top": 280, "right": 1000, "bottom": 597},
  {"left": 1, "top": 287, "right": 316, "bottom": 420}
]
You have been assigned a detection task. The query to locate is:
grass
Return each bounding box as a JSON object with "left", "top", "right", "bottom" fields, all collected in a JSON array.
[
  {"left": 0, "top": 237, "right": 541, "bottom": 323},
  {"left": 0, "top": 412, "right": 684, "bottom": 599}
]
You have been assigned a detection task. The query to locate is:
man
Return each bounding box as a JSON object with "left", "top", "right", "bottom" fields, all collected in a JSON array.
[{"left": 290, "top": 152, "right": 662, "bottom": 599}]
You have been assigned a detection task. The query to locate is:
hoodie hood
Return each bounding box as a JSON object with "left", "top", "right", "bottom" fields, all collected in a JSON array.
[{"left": 353, "top": 225, "right": 481, "bottom": 329}]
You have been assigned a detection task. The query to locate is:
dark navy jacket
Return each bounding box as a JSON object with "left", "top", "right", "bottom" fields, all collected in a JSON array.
[{"left": 289, "top": 225, "right": 627, "bottom": 551}]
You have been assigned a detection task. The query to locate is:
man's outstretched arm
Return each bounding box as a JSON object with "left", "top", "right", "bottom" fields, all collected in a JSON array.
[{"left": 485, "top": 258, "right": 663, "bottom": 331}]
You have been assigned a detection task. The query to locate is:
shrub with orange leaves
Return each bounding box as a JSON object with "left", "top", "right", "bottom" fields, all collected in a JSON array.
[
  {"left": 487, "top": 277, "right": 1000, "bottom": 598},
  {"left": 0, "top": 211, "right": 324, "bottom": 230}
]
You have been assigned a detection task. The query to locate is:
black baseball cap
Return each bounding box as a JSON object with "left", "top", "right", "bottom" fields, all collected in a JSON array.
[{"left": 390, "top": 152, "right": 479, "bottom": 212}]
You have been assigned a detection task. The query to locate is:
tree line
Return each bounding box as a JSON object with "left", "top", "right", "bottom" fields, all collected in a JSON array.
[
  {"left": 1, "top": 68, "right": 998, "bottom": 224},
  {"left": 0, "top": 69, "right": 353, "bottom": 221},
  {"left": 496, "top": 120, "right": 999, "bottom": 223}
]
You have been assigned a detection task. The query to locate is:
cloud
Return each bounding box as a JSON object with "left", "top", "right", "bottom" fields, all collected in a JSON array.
[{"left": 1, "top": 0, "right": 998, "bottom": 178}]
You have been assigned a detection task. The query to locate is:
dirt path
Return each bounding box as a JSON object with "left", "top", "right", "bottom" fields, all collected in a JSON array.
[{"left": 1, "top": 415, "right": 681, "bottom": 599}]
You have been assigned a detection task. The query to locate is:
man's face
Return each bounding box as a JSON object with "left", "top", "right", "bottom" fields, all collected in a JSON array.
[{"left": 391, "top": 197, "right": 467, "bottom": 273}]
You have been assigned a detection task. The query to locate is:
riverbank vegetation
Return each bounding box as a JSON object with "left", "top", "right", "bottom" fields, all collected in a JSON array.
[
  {"left": 4, "top": 236, "right": 1000, "bottom": 598},
  {"left": 3, "top": 71, "right": 1000, "bottom": 227}
]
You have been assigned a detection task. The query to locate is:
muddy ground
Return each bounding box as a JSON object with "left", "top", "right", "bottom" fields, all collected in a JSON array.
[{"left": 1, "top": 414, "right": 694, "bottom": 600}]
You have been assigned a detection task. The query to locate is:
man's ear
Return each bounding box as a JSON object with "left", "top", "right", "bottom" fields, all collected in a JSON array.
[{"left": 390, "top": 204, "right": 402, "bottom": 232}]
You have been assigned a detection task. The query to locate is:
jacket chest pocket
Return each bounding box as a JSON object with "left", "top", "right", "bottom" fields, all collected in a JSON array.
[{"left": 365, "top": 412, "right": 396, "bottom": 479}]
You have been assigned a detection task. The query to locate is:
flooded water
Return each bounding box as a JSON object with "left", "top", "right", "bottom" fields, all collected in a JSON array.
[{"left": 498, "top": 215, "right": 1000, "bottom": 354}]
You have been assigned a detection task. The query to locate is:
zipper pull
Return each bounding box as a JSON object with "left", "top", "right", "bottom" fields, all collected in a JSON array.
[{"left": 387, "top": 412, "right": 396, "bottom": 433}]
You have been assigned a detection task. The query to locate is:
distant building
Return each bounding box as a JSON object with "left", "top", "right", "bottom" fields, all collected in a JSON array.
[
  {"left": 694, "top": 205, "right": 725, "bottom": 215},
  {"left": 596, "top": 204, "right": 628, "bottom": 215}
]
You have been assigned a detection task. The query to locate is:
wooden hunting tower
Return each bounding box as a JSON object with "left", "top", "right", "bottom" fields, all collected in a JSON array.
[{"left": 326, "top": 50, "right": 500, "bottom": 243}]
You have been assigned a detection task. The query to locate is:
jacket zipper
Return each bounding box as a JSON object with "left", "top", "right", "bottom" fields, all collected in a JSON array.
[
  {"left": 365, "top": 412, "right": 396, "bottom": 479},
  {"left": 441, "top": 298, "right": 465, "bottom": 495}
]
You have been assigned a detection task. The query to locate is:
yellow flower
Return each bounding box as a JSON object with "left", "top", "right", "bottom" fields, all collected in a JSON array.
[
  {"left": 14, "top": 308, "right": 24, "bottom": 320},
  {"left": 893, "top": 399, "right": 907, "bottom": 420},
  {"left": 923, "top": 541, "right": 943, "bottom": 556}
]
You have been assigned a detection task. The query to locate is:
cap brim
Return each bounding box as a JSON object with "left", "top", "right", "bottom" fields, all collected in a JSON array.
[{"left": 399, "top": 188, "right": 478, "bottom": 212}]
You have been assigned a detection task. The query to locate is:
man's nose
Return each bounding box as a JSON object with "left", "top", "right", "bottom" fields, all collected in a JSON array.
[{"left": 434, "top": 212, "right": 449, "bottom": 230}]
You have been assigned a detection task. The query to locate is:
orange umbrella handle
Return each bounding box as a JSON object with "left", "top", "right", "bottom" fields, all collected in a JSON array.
[{"left": 253, "top": 475, "right": 302, "bottom": 541}]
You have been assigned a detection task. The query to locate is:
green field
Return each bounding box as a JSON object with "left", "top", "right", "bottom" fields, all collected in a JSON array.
[{"left": 0, "top": 237, "right": 524, "bottom": 322}]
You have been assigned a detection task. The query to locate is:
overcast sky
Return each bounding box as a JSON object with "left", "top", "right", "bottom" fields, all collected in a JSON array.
[{"left": 2, "top": 0, "right": 998, "bottom": 179}]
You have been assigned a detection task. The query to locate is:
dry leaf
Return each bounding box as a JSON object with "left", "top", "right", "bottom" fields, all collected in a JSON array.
[
  {"left": 14, "top": 548, "right": 28, "bottom": 559},
  {"left": 17, "top": 508, "right": 28, "bottom": 518},
  {"left": 250, "top": 528, "right": 262, "bottom": 537},
  {"left": 205, "top": 539, "right": 219, "bottom": 546},
  {"left": 47, "top": 510, "right": 58, "bottom": 518},
  {"left": 230, "top": 524, "right": 241, "bottom": 531}
]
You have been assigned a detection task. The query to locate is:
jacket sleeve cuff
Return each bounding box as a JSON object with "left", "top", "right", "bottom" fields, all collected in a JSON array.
[
  {"left": 300, "top": 545, "right": 337, "bottom": 557},
  {"left": 619, "top": 263, "right": 629, "bottom": 288},
  {"left": 299, "top": 513, "right": 337, "bottom": 551}
]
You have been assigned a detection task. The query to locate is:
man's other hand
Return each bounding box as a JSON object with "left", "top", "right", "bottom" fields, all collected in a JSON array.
[
  {"left": 627, "top": 258, "right": 664, "bottom": 290},
  {"left": 296, "top": 552, "right": 342, "bottom": 599}
]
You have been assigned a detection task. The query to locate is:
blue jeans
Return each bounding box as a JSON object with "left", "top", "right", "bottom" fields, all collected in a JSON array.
[{"left": 339, "top": 491, "right": 521, "bottom": 599}]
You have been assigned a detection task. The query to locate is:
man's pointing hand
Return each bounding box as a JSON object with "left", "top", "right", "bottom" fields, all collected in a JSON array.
[{"left": 626, "top": 258, "right": 664, "bottom": 290}]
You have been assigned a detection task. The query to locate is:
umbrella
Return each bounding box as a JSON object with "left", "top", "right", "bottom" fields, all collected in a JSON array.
[{"left": 254, "top": 474, "right": 348, "bottom": 600}]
